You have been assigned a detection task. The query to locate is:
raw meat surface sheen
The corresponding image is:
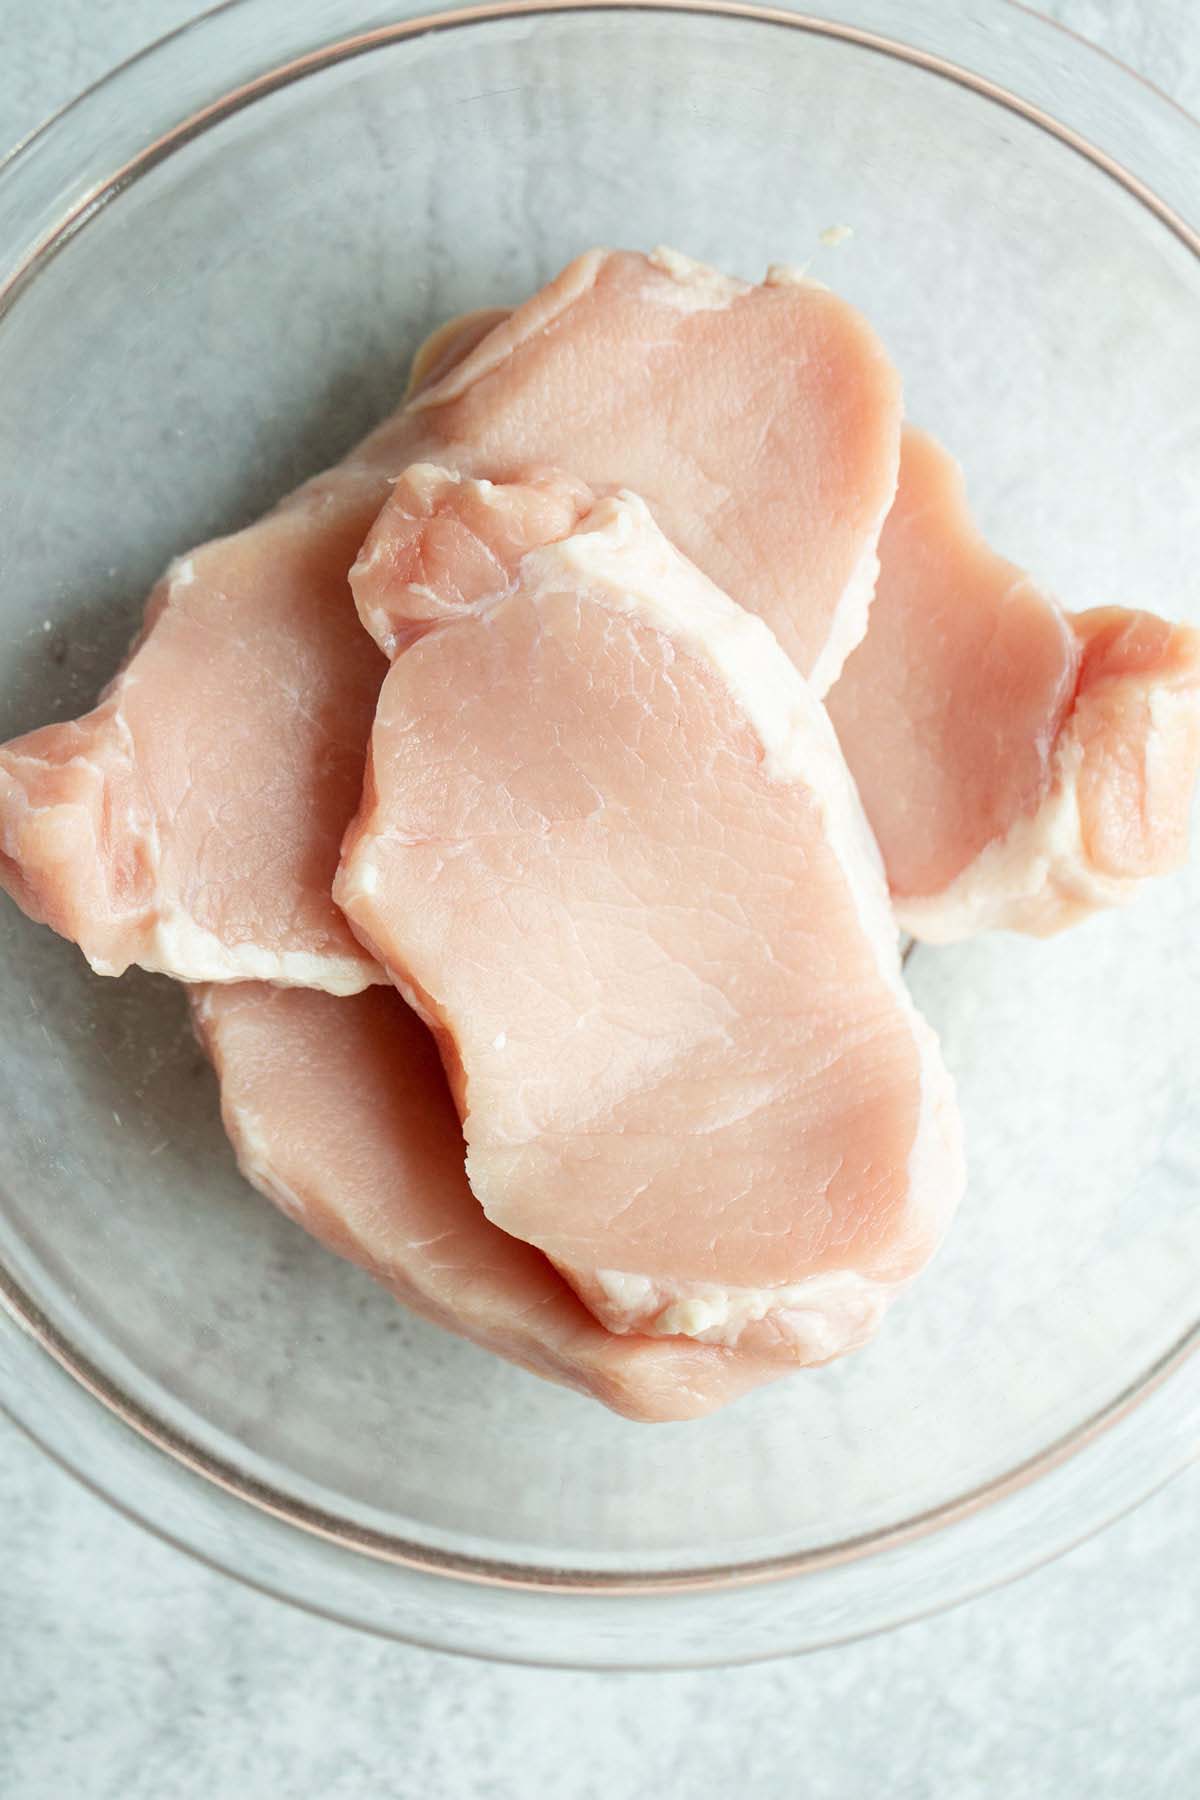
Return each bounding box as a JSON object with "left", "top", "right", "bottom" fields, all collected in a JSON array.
[
  {"left": 418, "top": 307, "right": 1200, "bottom": 939},
  {"left": 193, "top": 981, "right": 785, "bottom": 1421},
  {"left": 402, "top": 248, "right": 903, "bottom": 692},
  {"left": 0, "top": 512, "right": 387, "bottom": 992},
  {"left": 828, "top": 428, "right": 1200, "bottom": 939},
  {"left": 0, "top": 248, "right": 900, "bottom": 986},
  {"left": 339, "top": 472, "right": 963, "bottom": 1355}
]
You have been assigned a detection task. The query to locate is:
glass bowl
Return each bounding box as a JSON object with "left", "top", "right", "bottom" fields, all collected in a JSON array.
[{"left": 1, "top": 0, "right": 1197, "bottom": 1669}]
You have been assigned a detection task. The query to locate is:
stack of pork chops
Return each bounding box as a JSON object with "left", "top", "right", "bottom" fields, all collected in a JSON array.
[{"left": 3, "top": 248, "right": 1198, "bottom": 1420}]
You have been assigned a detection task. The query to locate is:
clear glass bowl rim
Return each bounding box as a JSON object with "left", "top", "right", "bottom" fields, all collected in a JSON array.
[{"left": 0, "top": 0, "right": 1197, "bottom": 1666}]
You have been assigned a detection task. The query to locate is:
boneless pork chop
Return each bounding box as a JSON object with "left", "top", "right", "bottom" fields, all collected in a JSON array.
[
  {"left": 0, "top": 507, "right": 387, "bottom": 992},
  {"left": 193, "top": 982, "right": 784, "bottom": 1420},
  {"left": 0, "top": 249, "right": 900, "bottom": 987},
  {"left": 828, "top": 428, "right": 1200, "bottom": 938},
  {"left": 338, "top": 470, "right": 964, "bottom": 1355},
  {"left": 416, "top": 305, "right": 1200, "bottom": 938},
  {"left": 401, "top": 248, "right": 902, "bottom": 691}
]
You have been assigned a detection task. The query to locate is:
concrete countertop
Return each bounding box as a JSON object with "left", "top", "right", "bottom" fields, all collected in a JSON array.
[{"left": 0, "top": 1, "right": 1196, "bottom": 1794}]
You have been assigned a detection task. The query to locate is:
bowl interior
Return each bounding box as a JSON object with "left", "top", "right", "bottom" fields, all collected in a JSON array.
[{"left": 1, "top": 7, "right": 1198, "bottom": 1579}]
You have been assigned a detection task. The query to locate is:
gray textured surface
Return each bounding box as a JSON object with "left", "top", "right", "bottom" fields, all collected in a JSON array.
[{"left": 0, "top": 1, "right": 1197, "bottom": 1794}]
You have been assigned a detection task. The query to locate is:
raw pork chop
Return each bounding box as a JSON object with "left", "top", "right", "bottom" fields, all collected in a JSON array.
[
  {"left": 401, "top": 248, "right": 902, "bottom": 691},
  {"left": 827, "top": 428, "right": 1200, "bottom": 939},
  {"left": 417, "top": 303, "right": 1200, "bottom": 939},
  {"left": 404, "top": 306, "right": 509, "bottom": 398},
  {"left": 0, "top": 508, "right": 387, "bottom": 991},
  {"left": 338, "top": 470, "right": 963, "bottom": 1355},
  {"left": 0, "top": 248, "right": 900, "bottom": 986},
  {"left": 193, "top": 981, "right": 786, "bottom": 1421}
]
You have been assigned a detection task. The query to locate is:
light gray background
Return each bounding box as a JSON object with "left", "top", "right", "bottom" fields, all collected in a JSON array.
[{"left": 0, "top": 2, "right": 1197, "bottom": 1794}]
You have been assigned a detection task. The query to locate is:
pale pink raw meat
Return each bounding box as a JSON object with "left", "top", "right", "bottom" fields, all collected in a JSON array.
[
  {"left": 418, "top": 305, "right": 1200, "bottom": 938},
  {"left": 338, "top": 470, "right": 963, "bottom": 1356},
  {"left": 400, "top": 248, "right": 902, "bottom": 691},
  {"left": 0, "top": 248, "right": 900, "bottom": 986},
  {"left": 827, "top": 427, "right": 1200, "bottom": 939},
  {"left": 0, "top": 508, "right": 387, "bottom": 991},
  {"left": 193, "top": 980, "right": 786, "bottom": 1421},
  {"left": 404, "top": 306, "right": 510, "bottom": 398}
]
